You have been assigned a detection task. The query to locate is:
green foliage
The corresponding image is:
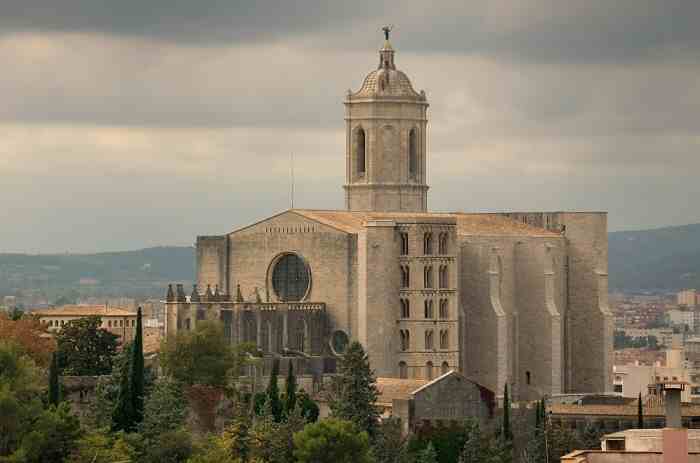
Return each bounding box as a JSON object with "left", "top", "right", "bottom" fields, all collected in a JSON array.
[
  {"left": 613, "top": 330, "right": 659, "bottom": 350},
  {"left": 371, "top": 417, "right": 408, "bottom": 463},
  {"left": 502, "top": 384, "right": 512, "bottom": 441},
  {"left": 409, "top": 422, "right": 468, "bottom": 463},
  {"left": 328, "top": 341, "right": 379, "bottom": 438},
  {"left": 160, "top": 321, "right": 236, "bottom": 387},
  {"left": 266, "top": 358, "right": 283, "bottom": 422},
  {"left": 293, "top": 418, "right": 373, "bottom": 463},
  {"left": 579, "top": 421, "right": 603, "bottom": 450},
  {"left": 220, "top": 414, "right": 252, "bottom": 462},
  {"left": 112, "top": 344, "right": 135, "bottom": 432},
  {"left": 88, "top": 347, "right": 130, "bottom": 428},
  {"left": 186, "top": 435, "right": 238, "bottom": 463},
  {"left": 144, "top": 429, "right": 193, "bottom": 463},
  {"left": 139, "top": 376, "right": 188, "bottom": 440},
  {"left": 66, "top": 430, "right": 136, "bottom": 463},
  {"left": 131, "top": 307, "right": 145, "bottom": 425},
  {"left": 0, "top": 341, "right": 44, "bottom": 457},
  {"left": 416, "top": 442, "right": 438, "bottom": 463},
  {"left": 56, "top": 316, "right": 119, "bottom": 376},
  {"left": 637, "top": 392, "right": 644, "bottom": 429},
  {"left": 284, "top": 361, "right": 297, "bottom": 416},
  {"left": 458, "top": 419, "right": 484, "bottom": 463},
  {"left": 297, "top": 389, "right": 319, "bottom": 423},
  {"left": 48, "top": 352, "right": 60, "bottom": 407},
  {"left": 9, "top": 402, "right": 82, "bottom": 463}
]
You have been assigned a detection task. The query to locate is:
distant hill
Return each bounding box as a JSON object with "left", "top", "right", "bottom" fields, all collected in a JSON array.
[
  {"left": 609, "top": 223, "right": 700, "bottom": 292},
  {"left": 1, "top": 223, "right": 698, "bottom": 301},
  {"left": 0, "top": 246, "right": 195, "bottom": 301}
]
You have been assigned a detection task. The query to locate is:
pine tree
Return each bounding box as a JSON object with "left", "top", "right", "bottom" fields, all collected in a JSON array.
[
  {"left": 416, "top": 442, "right": 438, "bottom": 463},
  {"left": 131, "top": 307, "right": 144, "bottom": 425},
  {"left": 266, "top": 358, "right": 283, "bottom": 421},
  {"left": 48, "top": 351, "right": 60, "bottom": 406},
  {"left": 458, "top": 419, "right": 482, "bottom": 463},
  {"left": 637, "top": 392, "right": 644, "bottom": 429},
  {"left": 284, "top": 361, "right": 297, "bottom": 416},
  {"left": 502, "top": 383, "right": 512, "bottom": 441},
  {"left": 329, "top": 341, "right": 380, "bottom": 438}
]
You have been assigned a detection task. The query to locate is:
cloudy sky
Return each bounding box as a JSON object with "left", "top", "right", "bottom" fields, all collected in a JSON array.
[{"left": 1, "top": 1, "right": 699, "bottom": 253}]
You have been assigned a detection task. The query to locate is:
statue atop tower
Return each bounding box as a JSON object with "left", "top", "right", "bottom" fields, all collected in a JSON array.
[{"left": 344, "top": 30, "right": 429, "bottom": 212}]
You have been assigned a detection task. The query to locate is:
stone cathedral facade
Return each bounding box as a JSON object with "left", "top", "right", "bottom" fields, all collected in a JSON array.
[{"left": 165, "top": 36, "right": 613, "bottom": 400}]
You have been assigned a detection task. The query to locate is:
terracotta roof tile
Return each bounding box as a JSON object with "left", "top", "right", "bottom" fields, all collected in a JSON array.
[
  {"left": 376, "top": 377, "right": 429, "bottom": 405},
  {"left": 291, "top": 209, "right": 560, "bottom": 237},
  {"left": 32, "top": 305, "right": 136, "bottom": 318}
]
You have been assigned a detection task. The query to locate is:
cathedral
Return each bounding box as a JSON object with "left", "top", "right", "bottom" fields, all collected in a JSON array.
[{"left": 165, "top": 33, "right": 613, "bottom": 400}]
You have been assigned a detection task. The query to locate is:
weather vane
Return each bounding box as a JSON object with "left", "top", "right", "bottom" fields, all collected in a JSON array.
[{"left": 382, "top": 25, "right": 393, "bottom": 41}]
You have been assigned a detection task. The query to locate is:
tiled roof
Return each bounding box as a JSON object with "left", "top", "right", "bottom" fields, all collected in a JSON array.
[
  {"left": 376, "top": 377, "right": 429, "bottom": 406},
  {"left": 550, "top": 402, "right": 700, "bottom": 417},
  {"left": 291, "top": 209, "right": 560, "bottom": 237},
  {"left": 33, "top": 305, "right": 136, "bottom": 318}
]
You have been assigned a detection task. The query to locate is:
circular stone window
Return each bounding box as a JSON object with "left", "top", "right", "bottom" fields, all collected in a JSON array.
[{"left": 271, "top": 253, "right": 310, "bottom": 302}]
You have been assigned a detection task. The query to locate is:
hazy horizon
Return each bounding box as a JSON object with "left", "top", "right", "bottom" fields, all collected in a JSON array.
[{"left": 2, "top": 1, "right": 699, "bottom": 253}]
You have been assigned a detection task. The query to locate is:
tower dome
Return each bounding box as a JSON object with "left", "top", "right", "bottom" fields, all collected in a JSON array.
[
  {"left": 344, "top": 29, "right": 429, "bottom": 213},
  {"left": 350, "top": 40, "right": 425, "bottom": 100}
]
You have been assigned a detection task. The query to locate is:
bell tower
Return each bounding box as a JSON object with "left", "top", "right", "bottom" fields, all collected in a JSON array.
[{"left": 344, "top": 29, "right": 429, "bottom": 212}]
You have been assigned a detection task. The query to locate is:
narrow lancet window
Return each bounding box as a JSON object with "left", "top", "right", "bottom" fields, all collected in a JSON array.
[
  {"left": 356, "top": 128, "right": 366, "bottom": 175},
  {"left": 409, "top": 128, "right": 418, "bottom": 178}
]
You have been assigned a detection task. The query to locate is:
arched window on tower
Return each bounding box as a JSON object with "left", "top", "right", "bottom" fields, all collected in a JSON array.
[
  {"left": 425, "top": 330, "right": 434, "bottom": 350},
  {"left": 425, "top": 361, "right": 434, "bottom": 380},
  {"left": 439, "top": 265, "right": 449, "bottom": 289},
  {"left": 356, "top": 128, "right": 366, "bottom": 176},
  {"left": 424, "top": 265, "right": 434, "bottom": 288},
  {"left": 400, "top": 298, "right": 410, "bottom": 318},
  {"left": 409, "top": 128, "right": 418, "bottom": 179},
  {"left": 424, "top": 232, "right": 433, "bottom": 255},
  {"left": 400, "top": 330, "right": 410, "bottom": 351},
  {"left": 424, "top": 299, "right": 434, "bottom": 319},
  {"left": 439, "top": 299, "right": 449, "bottom": 319},
  {"left": 401, "top": 265, "right": 410, "bottom": 288},
  {"left": 399, "top": 361, "right": 408, "bottom": 379},
  {"left": 438, "top": 232, "right": 449, "bottom": 255},
  {"left": 440, "top": 329, "right": 449, "bottom": 349}
]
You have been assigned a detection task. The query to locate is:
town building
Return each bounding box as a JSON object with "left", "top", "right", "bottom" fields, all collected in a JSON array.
[
  {"left": 164, "top": 32, "right": 613, "bottom": 401},
  {"left": 679, "top": 290, "right": 698, "bottom": 308},
  {"left": 34, "top": 305, "right": 137, "bottom": 342}
]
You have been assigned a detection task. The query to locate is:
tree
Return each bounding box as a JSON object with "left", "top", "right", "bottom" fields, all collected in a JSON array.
[
  {"left": 502, "top": 383, "right": 512, "bottom": 441},
  {"left": 112, "top": 343, "right": 136, "bottom": 432},
  {"left": 139, "top": 376, "right": 188, "bottom": 440},
  {"left": 145, "top": 429, "right": 193, "bottom": 463},
  {"left": 372, "top": 417, "right": 408, "bottom": 463},
  {"left": 458, "top": 419, "right": 483, "bottom": 463},
  {"left": 579, "top": 421, "right": 603, "bottom": 450},
  {"left": 0, "top": 312, "right": 55, "bottom": 367},
  {"left": 328, "top": 341, "right": 380, "bottom": 438},
  {"left": 11, "top": 402, "right": 82, "bottom": 463},
  {"left": 284, "top": 361, "right": 297, "bottom": 416},
  {"left": 67, "top": 430, "right": 136, "bottom": 463},
  {"left": 131, "top": 307, "right": 144, "bottom": 425},
  {"left": 160, "top": 321, "right": 235, "bottom": 387},
  {"left": 637, "top": 392, "right": 644, "bottom": 429},
  {"left": 416, "top": 442, "right": 438, "bottom": 463},
  {"left": 293, "top": 418, "right": 373, "bottom": 463},
  {"left": 56, "top": 316, "right": 119, "bottom": 376},
  {"left": 266, "top": 358, "right": 283, "bottom": 421},
  {"left": 48, "top": 352, "right": 61, "bottom": 406},
  {"left": 297, "top": 389, "right": 320, "bottom": 423}
]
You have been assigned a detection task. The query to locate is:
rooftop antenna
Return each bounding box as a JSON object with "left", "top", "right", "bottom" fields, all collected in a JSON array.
[{"left": 290, "top": 152, "right": 295, "bottom": 209}]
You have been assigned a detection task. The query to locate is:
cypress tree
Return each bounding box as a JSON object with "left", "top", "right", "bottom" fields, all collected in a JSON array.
[
  {"left": 535, "top": 400, "right": 541, "bottom": 430},
  {"left": 266, "top": 358, "right": 283, "bottom": 421},
  {"left": 637, "top": 392, "right": 644, "bottom": 429},
  {"left": 131, "top": 307, "right": 144, "bottom": 424},
  {"left": 48, "top": 351, "right": 60, "bottom": 406},
  {"left": 112, "top": 343, "right": 135, "bottom": 432},
  {"left": 284, "top": 361, "right": 297, "bottom": 415},
  {"left": 503, "top": 383, "right": 512, "bottom": 441}
]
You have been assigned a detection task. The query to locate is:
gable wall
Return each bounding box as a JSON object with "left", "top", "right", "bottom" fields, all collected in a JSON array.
[{"left": 228, "top": 212, "right": 357, "bottom": 338}]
